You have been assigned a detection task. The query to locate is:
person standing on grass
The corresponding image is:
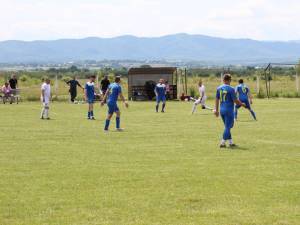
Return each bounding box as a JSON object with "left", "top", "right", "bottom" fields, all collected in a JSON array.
[
  {"left": 40, "top": 78, "right": 51, "bottom": 120},
  {"left": 66, "top": 76, "right": 84, "bottom": 103},
  {"left": 85, "top": 75, "right": 96, "bottom": 120},
  {"left": 101, "top": 76, "right": 128, "bottom": 132},
  {"left": 235, "top": 79, "right": 257, "bottom": 121},
  {"left": 155, "top": 79, "right": 167, "bottom": 113},
  {"left": 100, "top": 75, "right": 110, "bottom": 96},
  {"left": 214, "top": 74, "right": 245, "bottom": 148},
  {"left": 192, "top": 80, "right": 213, "bottom": 114},
  {"left": 9, "top": 74, "right": 18, "bottom": 90}
]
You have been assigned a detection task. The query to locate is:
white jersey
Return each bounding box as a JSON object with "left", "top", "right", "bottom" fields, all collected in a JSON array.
[
  {"left": 199, "top": 85, "right": 206, "bottom": 98},
  {"left": 41, "top": 83, "right": 51, "bottom": 104}
]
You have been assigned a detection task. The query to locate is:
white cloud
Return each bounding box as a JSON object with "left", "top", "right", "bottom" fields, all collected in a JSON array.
[{"left": 0, "top": 0, "right": 300, "bottom": 41}]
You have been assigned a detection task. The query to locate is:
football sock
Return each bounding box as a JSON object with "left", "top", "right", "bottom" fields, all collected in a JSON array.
[
  {"left": 91, "top": 111, "right": 94, "bottom": 118},
  {"left": 221, "top": 139, "right": 226, "bottom": 145},
  {"left": 162, "top": 103, "right": 166, "bottom": 112},
  {"left": 192, "top": 103, "right": 197, "bottom": 114},
  {"left": 250, "top": 110, "right": 257, "bottom": 120},
  {"left": 156, "top": 104, "right": 159, "bottom": 112},
  {"left": 88, "top": 111, "right": 91, "bottom": 118},
  {"left": 41, "top": 107, "right": 45, "bottom": 118},
  {"left": 229, "top": 139, "right": 233, "bottom": 145},
  {"left": 116, "top": 117, "right": 120, "bottom": 129},
  {"left": 104, "top": 119, "right": 110, "bottom": 130}
]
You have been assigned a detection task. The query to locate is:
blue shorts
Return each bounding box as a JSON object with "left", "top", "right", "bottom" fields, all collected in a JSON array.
[
  {"left": 156, "top": 95, "right": 166, "bottom": 103},
  {"left": 236, "top": 99, "right": 251, "bottom": 109},
  {"left": 221, "top": 110, "right": 234, "bottom": 129},
  {"left": 87, "top": 98, "right": 94, "bottom": 104},
  {"left": 108, "top": 102, "right": 119, "bottom": 114}
]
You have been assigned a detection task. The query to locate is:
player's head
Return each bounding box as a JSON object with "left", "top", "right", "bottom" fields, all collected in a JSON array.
[
  {"left": 239, "top": 79, "right": 244, "bottom": 84},
  {"left": 115, "top": 76, "right": 121, "bottom": 83},
  {"left": 223, "top": 74, "right": 232, "bottom": 84},
  {"left": 45, "top": 78, "right": 51, "bottom": 84},
  {"left": 12, "top": 74, "right": 16, "bottom": 79},
  {"left": 104, "top": 75, "right": 108, "bottom": 79},
  {"left": 198, "top": 80, "right": 202, "bottom": 87},
  {"left": 89, "top": 75, "right": 96, "bottom": 82},
  {"left": 159, "top": 78, "right": 164, "bottom": 84}
]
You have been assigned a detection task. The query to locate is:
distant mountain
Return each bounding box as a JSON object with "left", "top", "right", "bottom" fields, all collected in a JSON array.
[{"left": 0, "top": 33, "right": 299, "bottom": 64}]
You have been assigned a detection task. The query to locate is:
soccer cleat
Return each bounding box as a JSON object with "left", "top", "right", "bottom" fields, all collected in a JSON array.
[
  {"left": 116, "top": 128, "right": 124, "bottom": 132},
  {"left": 91, "top": 117, "right": 95, "bottom": 120},
  {"left": 104, "top": 129, "right": 109, "bottom": 133},
  {"left": 229, "top": 144, "right": 237, "bottom": 148},
  {"left": 220, "top": 144, "right": 226, "bottom": 148},
  {"left": 161, "top": 110, "right": 165, "bottom": 113},
  {"left": 46, "top": 118, "right": 51, "bottom": 120},
  {"left": 40, "top": 117, "right": 44, "bottom": 120}
]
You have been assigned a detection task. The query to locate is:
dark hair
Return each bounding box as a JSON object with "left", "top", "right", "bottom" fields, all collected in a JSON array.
[
  {"left": 223, "top": 74, "right": 232, "bottom": 82},
  {"left": 90, "top": 75, "right": 96, "bottom": 79},
  {"left": 115, "top": 76, "right": 121, "bottom": 83},
  {"left": 239, "top": 79, "right": 244, "bottom": 84}
]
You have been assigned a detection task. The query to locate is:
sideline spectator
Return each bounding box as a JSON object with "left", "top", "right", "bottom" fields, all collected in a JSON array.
[
  {"left": 66, "top": 76, "right": 84, "bottom": 103},
  {"left": 9, "top": 74, "right": 18, "bottom": 90},
  {"left": 2, "top": 82, "right": 12, "bottom": 104},
  {"left": 100, "top": 75, "right": 110, "bottom": 95},
  {"left": 165, "top": 80, "right": 170, "bottom": 99}
]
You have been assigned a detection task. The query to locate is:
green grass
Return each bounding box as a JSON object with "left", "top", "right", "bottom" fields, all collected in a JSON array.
[{"left": 0, "top": 100, "right": 299, "bottom": 225}]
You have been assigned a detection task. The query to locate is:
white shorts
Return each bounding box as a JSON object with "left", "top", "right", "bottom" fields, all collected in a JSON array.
[
  {"left": 195, "top": 96, "right": 207, "bottom": 106},
  {"left": 41, "top": 97, "right": 50, "bottom": 106}
]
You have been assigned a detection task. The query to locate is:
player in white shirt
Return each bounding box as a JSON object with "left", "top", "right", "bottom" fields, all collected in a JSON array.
[
  {"left": 40, "top": 78, "right": 51, "bottom": 120},
  {"left": 192, "top": 80, "right": 213, "bottom": 114}
]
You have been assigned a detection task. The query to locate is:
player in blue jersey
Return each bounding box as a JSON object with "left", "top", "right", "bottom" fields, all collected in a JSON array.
[
  {"left": 101, "top": 76, "right": 128, "bottom": 132},
  {"left": 155, "top": 79, "right": 167, "bottom": 113},
  {"left": 84, "top": 75, "right": 96, "bottom": 120},
  {"left": 214, "top": 74, "right": 246, "bottom": 148},
  {"left": 235, "top": 79, "right": 257, "bottom": 120}
]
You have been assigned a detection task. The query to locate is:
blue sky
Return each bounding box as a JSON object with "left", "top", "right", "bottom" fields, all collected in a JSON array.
[{"left": 1, "top": 0, "right": 299, "bottom": 41}]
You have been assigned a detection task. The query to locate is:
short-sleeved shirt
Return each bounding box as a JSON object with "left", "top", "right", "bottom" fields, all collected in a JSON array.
[
  {"left": 101, "top": 79, "right": 110, "bottom": 91},
  {"left": 41, "top": 83, "right": 51, "bottom": 100},
  {"left": 85, "top": 82, "right": 95, "bottom": 100},
  {"left": 236, "top": 84, "right": 249, "bottom": 101},
  {"left": 216, "top": 84, "right": 237, "bottom": 112},
  {"left": 155, "top": 84, "right": 166, "bottom": 97},
  {"left": 108, "top": 83, "right": 121, "bottom": 104},
  {"left": 9, "top": 78, "right": 18, "bottom": 89},
  {"left": 67, "top": 80, "right": 81, "bottom": 92}
]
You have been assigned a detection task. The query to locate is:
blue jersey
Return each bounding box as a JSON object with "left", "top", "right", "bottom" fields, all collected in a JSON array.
[
  {"left": 155, "top": 84, "right": 166, "bottom": 97},
  {"left": 108, "top": 83, "right": 122, "bottom": 104},
  {"left": 85, "top": 82, "right": 95, "bottom": 100},
  {"left": 236, "top": 84, "right": 249, "bottom": 101},
  {"left": 216, "top": 84, "right": 237, "bottom": 112}
]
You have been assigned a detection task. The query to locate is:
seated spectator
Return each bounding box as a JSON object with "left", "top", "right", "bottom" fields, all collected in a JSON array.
[
  {"left": 2, "top": 82, "right": 13, "bottom": 104},
  {"left": 180, "top": 93, "right": 192, "bottom": 101}
]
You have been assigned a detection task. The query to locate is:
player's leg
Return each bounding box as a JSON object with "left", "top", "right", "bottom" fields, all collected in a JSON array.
[
  {"left": 90, "top": 103, "right": 95, "bottom": 120},
  {"left": 115, "top": 106, "right": 124, "bottom": 131},
  {"left": 104, "top": 103, "right": 114, "bottom": 131},
  {"left": 246, "top": 101, "right": 257, "bottom": 120},
  {"left": 226, "top": 112, "right": 235, "bottom": 146},
  {"left": 201, "top": 97, "right": 213, "bottom": 110},
  {"left": 40, "top": 102, "right": 46, "bottom": 119},
  {"left": 161, "top": 96, "right": 166, "bottom": 112},
  {"left": 156, "top": 97, "right": 160, "bottom": 112},
  {"left": 192, "top": 99, "right": 200, "bottom": 114},
  {"left": 44, "top": 103, "right": 50, "bottom": 119}
]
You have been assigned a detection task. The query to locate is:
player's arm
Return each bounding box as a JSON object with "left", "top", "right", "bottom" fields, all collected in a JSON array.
[
  {"left": 101, "top": 87, "right": 110, "bottom": 106},
  {"left": 154, "top": 86, "right": 158, "bottom": 96},
  {"left": 119, "top": 93, "right": 129, "bottom": 108},
  {"left": 41, "top": 88, "right": 45, "bottom": 103},
  {"left": 214, "top": 90, "right": 220, "bottom": 117},
  {"left": 77, "top": 81, "right": 84, "bottom": 90},
  {"left": 84, "top": 85, "right": 88, "bottom": 101}
]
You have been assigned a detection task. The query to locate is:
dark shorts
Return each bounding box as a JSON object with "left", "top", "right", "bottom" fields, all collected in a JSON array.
[
  {"left": 108, "top": 102, "right": 119, "bottom": 114},
  {"left": 87, "top": 99, "right": 94, "bottom": 104}
]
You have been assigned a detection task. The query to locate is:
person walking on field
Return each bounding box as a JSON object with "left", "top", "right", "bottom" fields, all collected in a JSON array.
[
  {"left": 192, "top": 80, "right": 213, "bottom": 114},
  {"left": 9, "top": 74, "right": 18, "bottom": 90},
  {"left": 66, "top": 76, "right": 84, "bottom": 103},
  {"left": 40, "top": 78, "right": 51, "bottom": 120},
  {"left": 100, "top": 75, "right": 110, "bottom": 96}
]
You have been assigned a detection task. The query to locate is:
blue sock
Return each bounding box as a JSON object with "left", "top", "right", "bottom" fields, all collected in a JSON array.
[
  {"left": 235, "top": 109, "right": 238, "bottom": 119},
  {"left": 104, "top": 119, "right": 110, "bottom": 130},
  {"left": 88, "top": 111, "right": 91, "bottom": 118},
  {"left": 116, "top": 117, "right": 120, "bottom": 129},
  {"left": 91, "top": 111, "right": 94, "bottom": 117},
  {"left": 250, "top": 110, "right": 257, "bottom": 120}
]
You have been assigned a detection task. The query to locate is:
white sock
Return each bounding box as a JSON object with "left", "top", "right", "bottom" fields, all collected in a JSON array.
[
  {"left": 221, "top": 139, "right": 226, "bottom": 145},
  {"left": 229, "top": 139, "right": 233, "bottom": 145},
  {"left": 41, "top": 108, "right": 45, "bottom": 118},
  {"left": 45, "top": 109, "right": 49, "bottom": 118},
  {"left": 192, "top": 104, "right": 197, "bottom": 114}
]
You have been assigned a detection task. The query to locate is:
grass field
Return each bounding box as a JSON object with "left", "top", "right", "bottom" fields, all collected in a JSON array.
[{"left": 0, "top": 100, "right": 299, "bottom": 225}]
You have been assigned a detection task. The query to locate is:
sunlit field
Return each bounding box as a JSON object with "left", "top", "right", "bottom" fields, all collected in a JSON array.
[{"left": 0, "top": 99, "right": 299, "bottom": 225}]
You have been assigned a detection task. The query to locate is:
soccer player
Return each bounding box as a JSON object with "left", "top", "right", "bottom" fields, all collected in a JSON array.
[
  {"left": 40, "top": 78, "right": 51, "bottom": 120},
  {"left": 101, "top": 76, "right": 128, "bottom": 132},
  {"left": 84, "top": 75, "right": 96, "bottom": 120},
  {"left": 66, "top": 76, "right": 84, "bottom": 103},
  {"left": 192, "top": 80, "right": 213, "bottom": 114},
  {"left": 235, "top": 79, "right": 257, "bottom": 120},
  {"left": 155, "top": 79, "right": 167, "bottom": 113},
  {"left": 214, "top": 74, "right": 245, "bottom": 148}
]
